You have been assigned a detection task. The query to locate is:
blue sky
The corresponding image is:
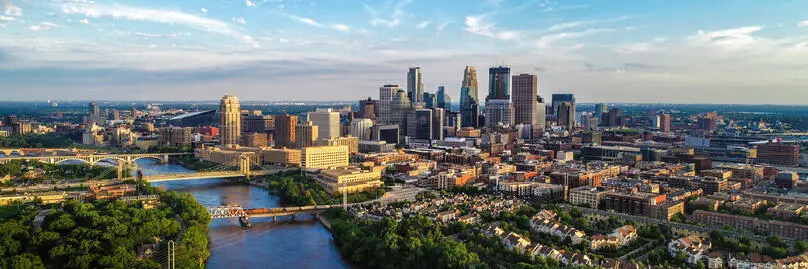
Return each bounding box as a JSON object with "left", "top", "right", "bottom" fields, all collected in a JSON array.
[{"left": 1, "top": 0, "right": 807, "bottom": 104}]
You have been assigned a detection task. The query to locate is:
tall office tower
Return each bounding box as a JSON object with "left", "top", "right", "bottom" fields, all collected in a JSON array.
[
  {"left": 130, "top": 106, "right": 137, "bottom": 120},
  {"left": 307, "top": 108, "right": 340, "bottom": 142},
  {"left": 349, "top": 118, "right": 374, "bottom": 141},
  {"left": 295, "top": 121, "right": 319, "bottom": 149},
  {"left": 460, "top": 65, "right": 480, "bottom": 128},
  {"left": 431, "top": 108, "right": 445, "bottom": 140},
  {"left": 359, "top": 98, "right": 378, "bottom": 121},
  {"left": 378, "top": 84, "right": 400, "bottom": 124},
  {"left": 484, "top": 100, "right": 514, "bottom": 128},
  {"left": 557, "top": 101, "right": 575, "bottom": 131},
  {"left": 109, "top": 109, "right": 120, "bottom": 121},
  {"left": 595, "top": 103, "right": 608, "bottom": 122},
  {"left": 536, "top": 95, "right": 546, "bottom": 132},
  {"left": 512, "top": 74, "right": 539, "bottom": 126},
  {"left": 273, "top": 114, "right": 298, "bottom": 148},
  {"left": 390, "top": 89, "right": 411, "bottom": 137},
  {"left": 436, "top": 86, "right": 448, "bottom": 109},
  {"left": 407, "top": 67, "right": 424, "bottom": 104},
  {"left": 88, "top": 102, "right": 100, "bottom": 124},
  {"left": 606, "top": 108, "right": 621, "bottom": 127},
  {"left": 219, "top": 95, "right": 241, "bottom": 146},
  {"left": 660, "top": 113, "right": 672, "bottom": 133},
  {"left": 423, "top": 92, "right": 437, "bottom": 109},
  {"left": 487, "top": 66, "right": 511, "bottom": 101},
  {"left": 551, "top": 94, "right": 575, "bottom": 116},
  {"left": 582, "top": 113, "right": 598, "bottom": 133},
  {"left": 406, "top": 109, "right": 433, "bottom": 140}
]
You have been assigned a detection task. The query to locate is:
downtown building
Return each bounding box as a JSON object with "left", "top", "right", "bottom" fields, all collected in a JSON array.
[
  {"left": 219, "top": 95, "right": 241, "bottom": 146},
  {"left": 378, "top": 84, "right": 401, "bottom": 124},
  {"left": 484, "top": 66, "right": 513, "bottom": 128},
  {"left": 460, "top": 65, "right": 480, "bottom": 128},
  {"left": 307, "top": 108, "right": 340, "bottom": 143},
  {"left": 407, "top": 67, "right": 424, "bottom": 105},
  {"left": 273, "top": 114, "right": 298, "bottom": 149},
  {"left": 512, "top": 73, "right": 545, "bottom": 134}
]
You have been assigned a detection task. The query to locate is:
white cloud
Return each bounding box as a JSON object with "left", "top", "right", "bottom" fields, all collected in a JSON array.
[
  {"left": 59, "top": 3, "right": 241, "bottom": 37},
  {"left": 4, "top": 4, "right": 22, "bottom": 16},
  {"left": 28, "top": 25, "right": 41, "bottom": 31},
  {"left": 28, "top": 21, "right": 61, "bottom": 31},
  {"left": 233, "top": 17, "right": 246, "bottom": 24},
  {"left": 330, "top": 23, "right": 350, "bottom": 32},
  {"left": 690, "top": 26, "right": 763, "bottom": 48},
  {"left": 0, "top": 15, "right": 13, "bottom": 21},
  {"left": 799, "top": 20, "right": 808, "bottom": 27},
  {"left": 536, "top": 28, "right": 621, "bottom": 47},
  {"left": 547, "top": 21, "right": 586, "bottom": 32},
  {"left": 365, "top": 0, "right": 410, "bottom": 28},
  {"left": 464, "top": 15, "right": 521, "bottom": 41},
  {"left": 416, "top": 20, "right": 431, "bottom": 29},
  {"left": 200, "top": 8, "right": 207, "bottom": 13},
  {"left": 79, "top": 18, "right": 89, "bottom": 24},
  {"left": 41, "top": 22, "right": 60, "bottom": 28},
  {"left": 284, "top": 14, "right": 320, "bottom": 27},
  {"left": 245, "top": 0, "right": 256, "bottom": 7}
]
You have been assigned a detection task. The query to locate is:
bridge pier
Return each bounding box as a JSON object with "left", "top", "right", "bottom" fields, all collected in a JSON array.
[
  {"left": 272, "top": 216, "right": 277, "bottom": 222},
  {"left": 291, "top": 214, "right": 296, "bottom": 221}
]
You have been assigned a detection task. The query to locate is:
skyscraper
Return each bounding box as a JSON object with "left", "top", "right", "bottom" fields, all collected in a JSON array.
[
  {"left": 407, "top": 67, "right": 424, "bottom": 105},
  {"left": 460, "top": 65, "right": 480, "bottom": 128},
  {"left": 432, "top": 108, "right": 445, "bottom": 140},
  {"left": 595, "top": 103, "right": 608, "bottom": 122},
  {"left": 536, "top": 95, "right": 546, "bottom": 132},
  {"left": 219, "top": 95, "right": 241, "bottom": 146},
  {"left": 660, "top": 113, "right": 672, "bottom": 133},
  {"left": 295, "top": 121, "right": 319, "bottom": 149},
  {"left": 273, "top": 114, "right": 298, "bottom": 148},
  {"left": 88, "top": 102, "right": 100, "bottom": 124},
  {"left": 390, "top": 89, "right": 411, "bottom": 135},
  {"left": 557, "top": 102, "right": 575, "bottom": 131},
  {"left": 406, "top": 109, "right": 432, "bottom": 140},
  {"left": 512, "top": 74, "right": 539, "bottom": 126},
  {"left": 307, "top": 108, "right": 340, "bottom": 142},
  {"left": 359, "top": 98, "right": 378, "bottom": 121},
  {"left": 423, "top": 92, "right": 437, "bottom": 109},
  {"left": 487, "top": 66, "right": 510, "bottom": 101},
  {"left": 436, "top": 86, "right": 448, "bottom": 109},
  {"left": 378, "top": 84, "right": 400, "bottom": 124},
  {"left": 484, "top": 100, "right": 514, "bottom": 128},
  {"left": 130, "top": 106, "right": 137, "bottom": 120},
  {"left": 551, "top": 94, "right": 575, "bottom": 116},
  {"left": 349, "top": 118, "right": 374, "bottom": 141}
]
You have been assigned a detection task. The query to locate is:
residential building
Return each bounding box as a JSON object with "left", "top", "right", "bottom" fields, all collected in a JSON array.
[
  {"left": 569, "top": 186, "right": 614, "bottom": 209},
  {"left": 274, "top": 114, "right": 298, "bottom": 149},
  {"left": 295, "top": 121, "right": 319, "bottom": 149},
  {"left": 669, "top": 235, "right": 711, "bottom": 265},
  {"left": 757, "top": 142, "right": 800, "bottom": 166}
]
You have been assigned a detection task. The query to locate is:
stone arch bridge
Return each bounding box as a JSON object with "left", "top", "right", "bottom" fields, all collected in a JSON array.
[{"left": 0, "top": 153, "right": 182, "bottom": 166}]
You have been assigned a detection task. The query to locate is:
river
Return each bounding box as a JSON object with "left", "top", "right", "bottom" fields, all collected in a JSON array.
[{"left": 135, "top": 159, "right": 353, "bottom": 269}]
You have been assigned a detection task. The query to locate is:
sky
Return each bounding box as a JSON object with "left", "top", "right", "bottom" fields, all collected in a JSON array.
[{"left": 1, "top": 0, "right": 808, "bottom": 104}]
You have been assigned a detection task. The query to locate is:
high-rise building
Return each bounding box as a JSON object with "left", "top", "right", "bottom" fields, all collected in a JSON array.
[
  {"left": 660, "top": 113, "right": 671, "bottom": 133},
  {"left": 219, "top": 95, "right": 241, "bottom": 146},
  {"left": 371, "top": 124, "right": 399, "bottom": 145},
  {"left": 551, "top": 94, "right": 575, "bottom": 116},
  {"left": 557, "top": 101, "right": 575, "bottom": 130},
  {"left": 378, "top": 84, "right": 400, "bottom": 124},
  {"left": 407, "top": 109, "right": 433, "bottom": 140},
  {"left": 595, "top": 103, "right": 608, "bottom": 122},
  {"left": 390, "top": 89, "right": 411, "bottom": 137},
  {"left": 423, "top": 92, "right": 437, "bottom": 109},
  {"left": 407, "top": 67, "right": 424, "bottom": 105},
  {"left": 110, "top": 109, "right": 120, "bottom": 121},
  {"left": 295, "top": 121, "right": 319, "bottom": 149},
  {"left": 756, "top": 142, "right": 800, "bottom": 166},
  {"left": 349, "top": 118, "right": 374, "bottom": 141},
  {"left": 158, "top": 127, "right": 192, "bottom": 148},
  {"left": 324, "top": 136, "right": 359, "bottom": 154},
  {"left": 582, "top": 113, "right": 598, "bottom": 133},
  {"left": 130, "top": 106, "right": 137, "bottom": 120},
  {"left": 606, "top": 108, "right": 621, "bottom": 127},
  {"left": 487, "top": 66, "right": 510, "bottom": 101},
  {"left": 431, "top": 108, "right": 445, "bottom": 140},
  {"left": 243, "top": 114, "right": 274, "bottom": 133},
  {"left": 536, "top": 95, "right": 546, "bottom": 132},
  {"left": 460, "top": 65, "right": 480, "bottom": 128},
  {"left": 436, "top": 86, "right": 449, "bottom": 109},
  {"left": 241, "top": 132, "right": 268, "bottom": 147},
  {"left": 512, "top": 74, "right": 539, "bottom": 127},
  {"left": 88, "top": 102, "right": 100, "bottom": 124},
  {"left": 307, "top": 108, "right": 340, "bottom": 142},
  {"left": 484, "top": 100, "right": 514, "bottom": 128},
  {"left": 697, "top": 117, "right": 716, "bottom": 131},
  {"left": 301, "top": 145, "right": 349, "bottom": 170},
  {"left": 273, "top": 114, "right": 298, "bottom": 148},
  {"left": 359, "top": 98, "right": 378, "bottom": 121}
]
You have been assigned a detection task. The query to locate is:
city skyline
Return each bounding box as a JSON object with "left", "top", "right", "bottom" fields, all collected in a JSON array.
[{"left": 2, "top": 0, "right": 808, "bottom": 104}]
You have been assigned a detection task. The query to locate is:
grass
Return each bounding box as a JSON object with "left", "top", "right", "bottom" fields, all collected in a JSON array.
[{"left": 0, "top": 205, "right": 21, "bottom": 219}]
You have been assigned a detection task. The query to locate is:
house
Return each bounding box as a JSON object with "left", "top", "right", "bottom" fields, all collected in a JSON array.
[
  {"left": 435, "top": 209, "right": 459, "bottom": 222},
  {"left": 591, "top": 235, "right": 621, "bottom": 250},
  {"left": 529, "top": 214, "right": 587, "bottom": 244},
  {"left": 529, "top": 244, "right": 562, "bottom": 262},
  {"left": 484, "top": 225, "right": 505, "bottom": 237},
  {"left": 669, "top": 235, "right": 711, "bottom": 265},
  {"left": 611, "top": 225, "right": 637, "bottom": 244},
  {"left": 502, "top": 232, "right": 532, "bottom": 253},
  {"left": 708, "top": 252, "right": 724, "bottom": 269},
  {"left": 457, "top": 214, "right": 479, "bottom": 224},
  {"left": 728, "top": 253, "right": 773, "bottom": 269}
]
